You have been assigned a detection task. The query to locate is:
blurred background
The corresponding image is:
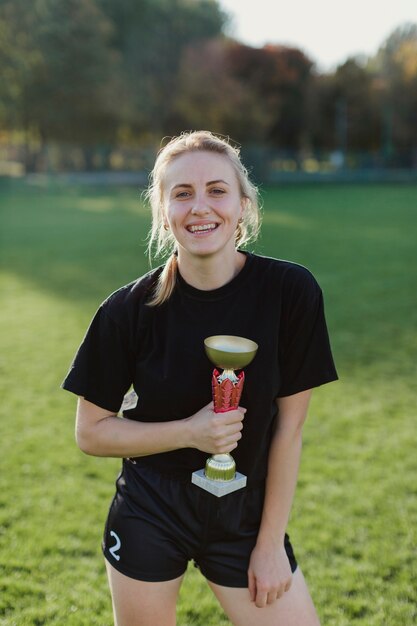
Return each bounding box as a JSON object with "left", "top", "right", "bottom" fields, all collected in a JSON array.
[
  {"left": 0, "top": 0, "right": 416, "bottom": 183},
  {"left": 1, "top": 2, "right": 416, "bottom": 625}
]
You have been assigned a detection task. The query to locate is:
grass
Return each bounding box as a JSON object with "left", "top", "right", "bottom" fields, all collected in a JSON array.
[{"left": 1, "top": 179, "right": 416, "bottom": 625}]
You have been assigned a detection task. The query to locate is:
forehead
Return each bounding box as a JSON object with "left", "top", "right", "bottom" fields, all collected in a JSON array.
[{"left": 163, "top": 151, "right": 238, "bottom": 189}]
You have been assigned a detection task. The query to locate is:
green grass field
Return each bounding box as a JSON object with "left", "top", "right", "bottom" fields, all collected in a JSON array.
[{"left": 1, "top": 179, "right": 416, "bottom": 625}]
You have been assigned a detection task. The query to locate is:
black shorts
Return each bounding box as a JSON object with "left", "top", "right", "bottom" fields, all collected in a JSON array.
[{"left": 102, "top": 462, "right": 297, "bottom": 587}]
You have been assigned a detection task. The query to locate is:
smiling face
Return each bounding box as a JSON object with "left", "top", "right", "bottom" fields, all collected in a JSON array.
[{"left": 162, "top": 151, "right": 244, "bottom": 265}]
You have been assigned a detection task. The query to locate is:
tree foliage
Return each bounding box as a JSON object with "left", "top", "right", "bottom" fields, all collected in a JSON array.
[
  {"left": 374, "top": 23, "right": 417, "bottom": 155},
  {"left": 173, "top": 39, "right": 272, "bottom": 142},
  {"left": 0, "top": 0, "right": 120, "bottom": 142},
  {"left": 225, "top": 43, "right": 314, "bottom": 149},
  {"left": 0, "top": 0, "right": 416, "bottom": 166},
  {"left": 95, "top": 0, "right": 227, "bottom": 136},
  {"left": 311, "top": 58, "right": 381, "bottom": 151}
]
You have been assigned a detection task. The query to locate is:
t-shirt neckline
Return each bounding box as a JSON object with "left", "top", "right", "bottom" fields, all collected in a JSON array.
[{"left": 176, "top": 251, "right": 254, "bottom": 301}]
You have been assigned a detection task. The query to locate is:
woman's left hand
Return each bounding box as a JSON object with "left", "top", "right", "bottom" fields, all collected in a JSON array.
[{"left": 248, "top": 541, "right": 293, "bottom": 608}]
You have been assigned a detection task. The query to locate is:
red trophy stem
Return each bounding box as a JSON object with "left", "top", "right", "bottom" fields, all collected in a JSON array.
[{"left": 211, "top": 369, "right": 245, "bottom": 413}]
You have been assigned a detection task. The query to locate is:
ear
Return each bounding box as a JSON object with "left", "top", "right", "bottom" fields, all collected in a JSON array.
[{"left": 161, "top": 206, "right": 169, "bottom": 231}]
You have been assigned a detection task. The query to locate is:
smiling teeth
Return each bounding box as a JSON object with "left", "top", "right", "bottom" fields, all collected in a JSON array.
[{"left": 188, "top": 223, "right": 217, "bottom": 232}]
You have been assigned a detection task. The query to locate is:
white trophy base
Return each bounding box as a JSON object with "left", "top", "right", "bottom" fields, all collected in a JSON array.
[{"left": 191, "top": 469, "right": 247, "bottom": 497}]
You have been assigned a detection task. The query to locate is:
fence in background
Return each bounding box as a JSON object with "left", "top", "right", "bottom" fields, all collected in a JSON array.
[{"left": 1, "top": 141, "right": 417, "bottom": 185}]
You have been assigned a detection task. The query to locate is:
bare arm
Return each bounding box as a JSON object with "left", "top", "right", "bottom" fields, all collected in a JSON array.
[
  {"left": 248, "top": 389, "right": 312, "bottom": 608},
  {"left": 75, "top": 397, "right": 245, "bottom": 458}
]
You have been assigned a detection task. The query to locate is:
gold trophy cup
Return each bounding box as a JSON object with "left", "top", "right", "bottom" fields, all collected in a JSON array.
[{"left": 191, "top": 335, "right": 258, "bottom": 497}]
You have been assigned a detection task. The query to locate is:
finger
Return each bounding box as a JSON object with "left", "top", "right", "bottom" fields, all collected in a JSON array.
[
  {"left": 221, "top": 412, "right": 245, "bottom": 425},
  {"left": 218, "top": 438, "right": 241, "bottom": 453},
  {"left": 222, "top": 406, "right": 246, "bottom": 414},
  {"left": 217, "top": 442, "right": 239, "bottom": 454},
  {"left": 248, "top": 570, "right": 256, "bottom": 603},
  {"left": 267, "top": 590, "right": 280, "bottom": 604},
  {"left": 284, "top": 576, "right": 292, "bottom": 592},
  {"left": 222, "top": 423, "right": 243, "bottom": 438},
  {"left": 254, "top": 583, "right": 269, "bottom": 608},
  {"left": 214, "top": 410, "right": 242, "bottom": 424},
  {"left": 275, "top": 586, "right": 285, "bottom": 600},
  {"left": 255, "top": 590, "right": 268, "bottom": 609},
  {"left": 215, "top": 423, "right": 243, "bottom": 441},
  {"left": 220, "top": 430, "right": 243, "bottom": 451}
]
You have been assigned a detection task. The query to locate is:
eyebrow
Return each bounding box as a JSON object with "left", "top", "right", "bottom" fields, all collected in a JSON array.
[{"left": 171, "top": 179, "right": 230, "bottom": 191}]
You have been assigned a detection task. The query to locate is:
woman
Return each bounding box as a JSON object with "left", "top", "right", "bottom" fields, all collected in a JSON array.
[{"left": 63, "top": 130, "right": 337, "bottom": 626}]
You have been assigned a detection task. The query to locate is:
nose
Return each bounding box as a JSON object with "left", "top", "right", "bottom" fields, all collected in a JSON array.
[{"left": 191, "top": 193, "right": 210, "bottom": 216}]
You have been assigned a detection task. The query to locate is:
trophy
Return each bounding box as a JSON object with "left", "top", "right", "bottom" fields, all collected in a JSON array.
[{"left": 191, "top": 335, "right": 258, "bottom": 497}]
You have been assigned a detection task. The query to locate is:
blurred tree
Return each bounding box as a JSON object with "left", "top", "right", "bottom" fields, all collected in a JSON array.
[
  {"left": 313, "top": 58, "right": 381, "bottom": 153},
  {"left": 173, "top": 38, "right": 270, "bottom": 142},
  {"left": 266, "top": 45, "right": 314, "bottom": 150},
  {"left": 373, "top": 23, "right": 417, "bottom": 164},
  {"left": 1, "top": 0, "right": 416, "bottom": 171},
  {"left": 307, "top": 73, "right": 334, "bottom": 150},
  {"left": 0, "top": 0, "right": 121, "bottom": 168},
  {"left": 97, "top": 0, "right": 227, "bottom": 139},
  {"left": 0, "top": 0, "right": 38, "bottom": 134},
  {"left": 0, "top": 0, "right": 227, "bottom": 165},
  {"left": 226, "top": 43, "right": 314, "bottom": 150}
]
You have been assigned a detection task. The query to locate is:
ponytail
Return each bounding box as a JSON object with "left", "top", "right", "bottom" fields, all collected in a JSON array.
[{"left": 147, "top": 253, "right": 178, "bottom": 307}]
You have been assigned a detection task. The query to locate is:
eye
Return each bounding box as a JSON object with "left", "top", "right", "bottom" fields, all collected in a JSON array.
[
  {"left": 210, "top": 187, "right": 226, "bottom": 195},
  {"left": 175, "top": 190, "right": 191, "bottom": 199}
]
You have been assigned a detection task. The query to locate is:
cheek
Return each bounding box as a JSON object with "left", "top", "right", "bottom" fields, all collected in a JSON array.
[
  {"left": 166, "top": 203, "right": 187, "bottom": 226},
  {"left": 165, "top": 201, "right": 176, "bottom": 221}
]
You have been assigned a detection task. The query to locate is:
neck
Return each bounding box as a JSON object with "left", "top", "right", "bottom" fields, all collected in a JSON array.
[{"left": 177, "top": 249, "right": 245, "bottom": 291}]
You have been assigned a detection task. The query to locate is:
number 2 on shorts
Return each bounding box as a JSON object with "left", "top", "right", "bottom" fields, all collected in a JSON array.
[{"left": 109, "top": 530, "right": 121, "bottom": 561}]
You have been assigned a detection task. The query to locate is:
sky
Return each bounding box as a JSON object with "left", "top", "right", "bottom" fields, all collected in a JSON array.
[{"left": 218, "top": 0, "right": 417, "bottom": 71}]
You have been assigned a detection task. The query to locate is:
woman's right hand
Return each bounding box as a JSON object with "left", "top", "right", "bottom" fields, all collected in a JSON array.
[{"left": 185, "top": 402, "right": 246, "bottom": 455}]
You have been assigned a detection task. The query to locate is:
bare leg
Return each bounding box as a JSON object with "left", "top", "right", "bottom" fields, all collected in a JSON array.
[
  {"left": 207, "top": 568, "right": 320, "bottom": 626},
  {"left": 105, "top": 560, "right": 185, "bottom": 626}
]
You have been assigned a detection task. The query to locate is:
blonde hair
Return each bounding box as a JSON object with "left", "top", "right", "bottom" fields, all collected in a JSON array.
[{"left": 146, "top": 130, "right": 261, "bottom": 306}]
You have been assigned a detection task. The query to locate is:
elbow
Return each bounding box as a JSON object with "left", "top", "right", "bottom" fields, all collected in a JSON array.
[
  {"left": 75, "top": 426, "right": 98, "bottom": 456},
  {"left": 75, "top": 398, "right": 116, "bottom": 456}
]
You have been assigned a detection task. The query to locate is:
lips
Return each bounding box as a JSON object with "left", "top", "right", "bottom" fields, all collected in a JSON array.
[{"left": 186, "top": 223, "right": 218, "bottom": 233}]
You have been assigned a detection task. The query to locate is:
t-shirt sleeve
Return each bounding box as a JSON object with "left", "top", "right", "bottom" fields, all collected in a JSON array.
[
  {"left": 61, "top": 303, "right": 134, "bottom": 413},
  {"left": 277, "top": 267, "right": 338, "bottom": 397}
]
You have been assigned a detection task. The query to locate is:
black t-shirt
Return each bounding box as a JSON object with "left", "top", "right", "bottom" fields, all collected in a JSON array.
[{"left": 62, "top": 252, "right": 338, "bottom": 483}]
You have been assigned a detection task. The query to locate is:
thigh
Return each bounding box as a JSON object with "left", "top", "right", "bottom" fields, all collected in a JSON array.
[
  {"left": 105, "top": 560, "right": 184, "bottom": 626},
  {"left": 103, "top": 469, "right": 192, "bottom": 582},
  {"left": 208, "top": 568, "right": 321, "bottom": 626},
  {"left": 198, "top": 484, "right": 297, "bottom": 588}
]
